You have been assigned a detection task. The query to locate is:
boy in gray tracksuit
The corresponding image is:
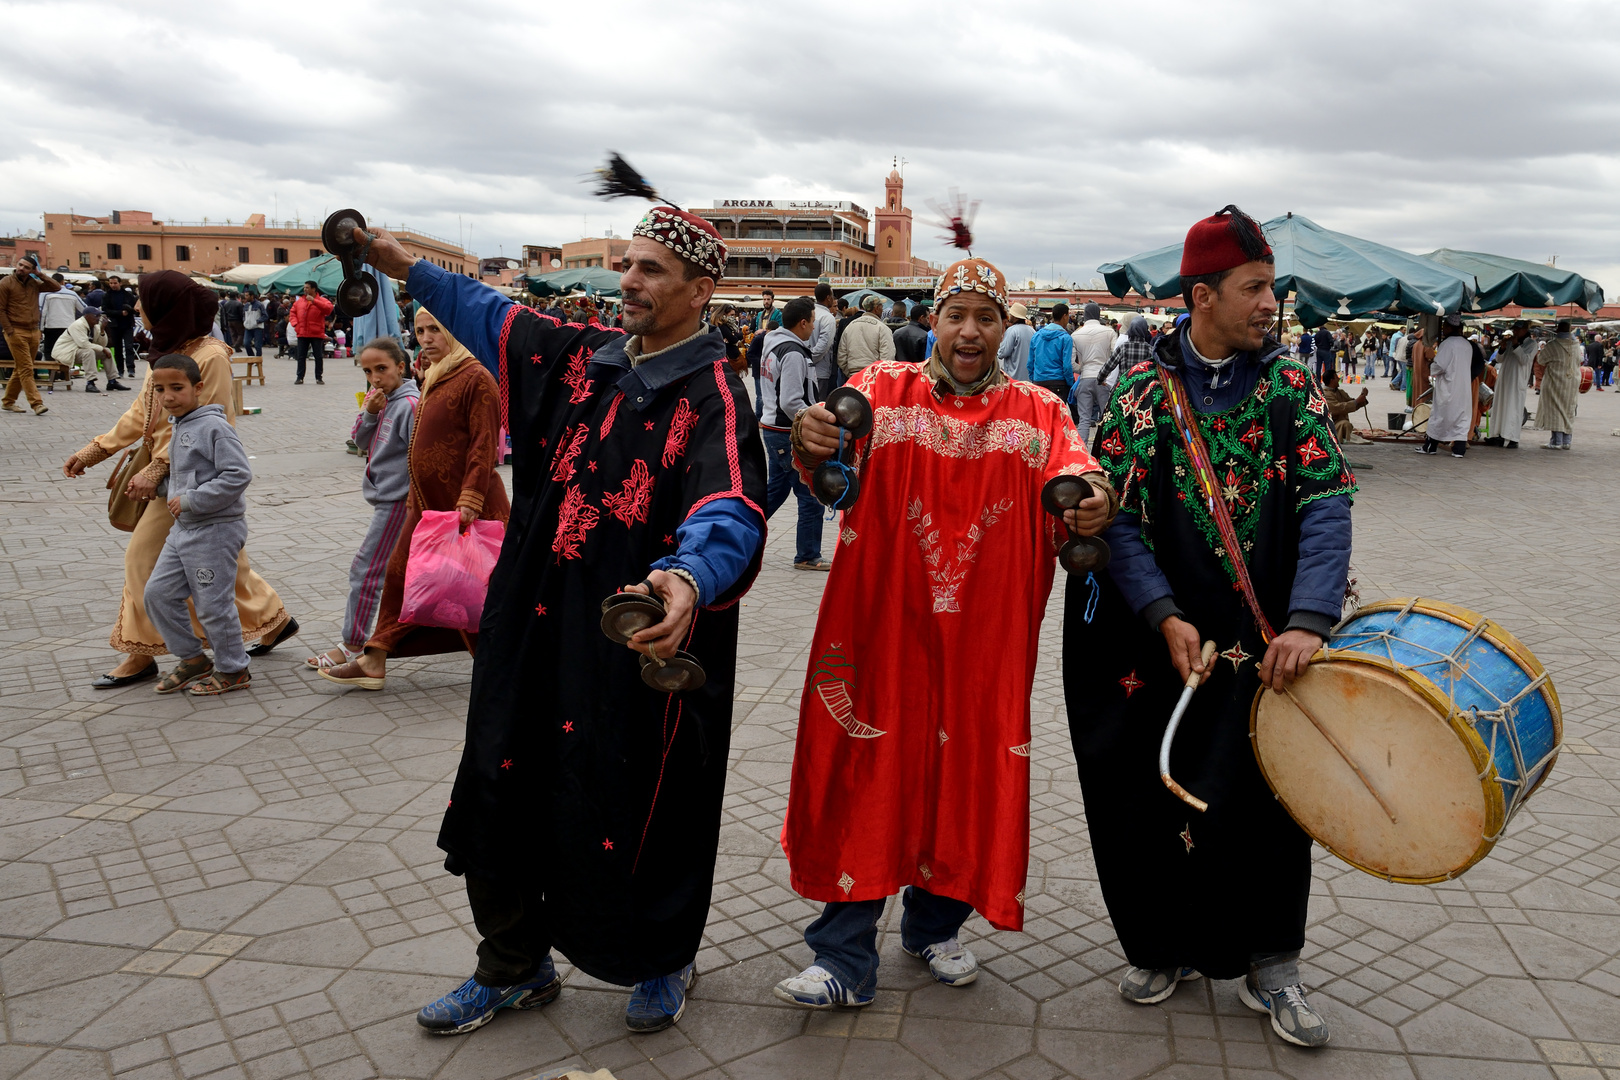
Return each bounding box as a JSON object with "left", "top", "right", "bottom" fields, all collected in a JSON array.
[
  {"left": 307, "top": 339, "right": 418, "bottom": 671},
  {"left": 144, "top": 354, "right": 255, "bottom": 695}
]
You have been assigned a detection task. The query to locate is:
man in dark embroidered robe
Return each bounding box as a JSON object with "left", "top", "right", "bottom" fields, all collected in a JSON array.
[
  {"left": 1064, "top": 206, "right": 1354, "bottom": 1048},
  {"left": 355, "top": 206, "right": 766, "bottom": 1036}
]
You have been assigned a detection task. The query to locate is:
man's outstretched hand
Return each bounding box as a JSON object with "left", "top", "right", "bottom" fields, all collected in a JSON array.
[{"left": 351, "top": 226, "right": 417, "bottom": 280}]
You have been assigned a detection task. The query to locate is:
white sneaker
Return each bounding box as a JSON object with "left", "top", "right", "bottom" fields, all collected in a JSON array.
[
  {"left": 772, "top": 965, "right": 874, "bottom": 1009},
  {"left": 903, "top": 938, "right": 979, "bottom": 986},
  {"left": 1239, "top": 976, "right": 1331, "bottom": 1048},
  {"left": 1118, "top": 965, "right": 1200, "bottom": 1004}
]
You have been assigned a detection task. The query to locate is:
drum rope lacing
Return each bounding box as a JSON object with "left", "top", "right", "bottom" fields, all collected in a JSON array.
[{"left": 1324, "top": 605, "right": 1560, "bottom": 842}]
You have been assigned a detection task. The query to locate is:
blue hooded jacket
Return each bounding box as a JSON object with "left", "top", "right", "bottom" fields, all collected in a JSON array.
[{"left": 1028, "top": 322, "right": 1075, "bottom": 388}]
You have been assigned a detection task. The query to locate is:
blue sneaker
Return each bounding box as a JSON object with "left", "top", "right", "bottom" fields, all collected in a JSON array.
[
  {"left": 625, "top": 962, "right": 696, "bottom": 1033},
  {"left": 772, "top": 965, "right": 875, "bottom": 1009},
  {"left": 415, "top": 960, "right": 562, "bottom": 1035}
]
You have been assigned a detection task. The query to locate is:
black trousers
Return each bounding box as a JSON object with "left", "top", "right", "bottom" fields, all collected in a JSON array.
[
  {"left": 466, "top": 876, "right": 549, "bottom": 987},
  {"left": 294, "top": 337, "right": 325, "bottom": 381},
  {"left": 1035, "top": 378, "right": 1078, "bottom": 421},
  {"left": 42, "top": 328, "right": 66, "bottom": 369},
  {"left": 108, "top": 322, "right": 136, "bottom": 376}
]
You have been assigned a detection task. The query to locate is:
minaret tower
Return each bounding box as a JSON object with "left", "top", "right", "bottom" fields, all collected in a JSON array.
[{"left": 874, "top": 157, "right": 913, "bottom": 277}]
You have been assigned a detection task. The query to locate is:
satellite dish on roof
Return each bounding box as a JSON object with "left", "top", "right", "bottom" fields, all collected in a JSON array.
[{"left": 551, "top": 258, "right": 562, "bottom": 268}]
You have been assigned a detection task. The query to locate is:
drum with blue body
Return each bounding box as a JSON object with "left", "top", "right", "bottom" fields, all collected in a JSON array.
[{"left": 1250, "top": 598, "right": 1562, "bottom": 883}]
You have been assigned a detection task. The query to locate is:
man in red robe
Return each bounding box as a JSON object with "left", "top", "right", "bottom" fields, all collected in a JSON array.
[{"left": 774, "top": 256, "right": 1117, "bottom": 1008}]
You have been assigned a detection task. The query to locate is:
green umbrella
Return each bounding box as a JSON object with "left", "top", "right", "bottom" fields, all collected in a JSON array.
[
  {"left": 1099, "top": 213, "right": 1479, "bottom": 328},
  {"left": 519, "top": 266, "right": 622, "bottom": 298},
  {"left": 255, "top": 254, "right": 345, "bottom": 296},
  {"left": 1422, "top": 249, "right": 1605, "bottom": 313}
]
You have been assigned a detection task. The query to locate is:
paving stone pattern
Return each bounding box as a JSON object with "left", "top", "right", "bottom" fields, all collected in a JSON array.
[{"left": 1, "top": 358, "right": 1617, "bottom": 1080}]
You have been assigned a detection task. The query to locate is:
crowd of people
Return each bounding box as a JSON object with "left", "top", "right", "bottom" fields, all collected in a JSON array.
[{"left": 15, "top": 198, "right": 1601, "bottom": 1057}]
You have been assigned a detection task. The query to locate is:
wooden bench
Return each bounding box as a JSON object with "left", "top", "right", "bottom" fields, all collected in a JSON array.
[
  {"left": 231, "top": 357, "right": 265, "bottom": 385},
  {"left": 231, "top": 375, "right": 252, "bottom": 417}
]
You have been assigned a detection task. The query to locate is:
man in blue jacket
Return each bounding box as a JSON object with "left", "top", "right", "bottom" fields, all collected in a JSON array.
[
  {"left": 1063, "top": 205, "right": 1351, "bottom": 1049},
  {"left": 1028, "top": 302, "right": 1075, "bottom": 415}
]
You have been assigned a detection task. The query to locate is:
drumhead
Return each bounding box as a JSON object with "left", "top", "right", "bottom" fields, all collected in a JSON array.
[{"left": 1252, "top": 659, "right": 1504, "bottom": 883}]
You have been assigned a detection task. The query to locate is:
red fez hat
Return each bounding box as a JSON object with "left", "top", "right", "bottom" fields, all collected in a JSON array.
[{"left": 1180, "top": 205, "right": 1272, "bottom": 278}]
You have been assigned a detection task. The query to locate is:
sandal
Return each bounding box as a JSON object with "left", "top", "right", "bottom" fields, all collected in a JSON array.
[
  {"left": 317, "top": 660, "right": 385, "bottom": 691},
  {"left": 247, "top": 616, "right": 300, "bottom": 658},
  {"left": 189, "top": 670, "right": 252, "bottom": 696},
  {"left": 304, "top": 645, "right": 361, "bottom": 671},
  {"left": 156, "top": 657, "right": 214, "bottom": 694}
]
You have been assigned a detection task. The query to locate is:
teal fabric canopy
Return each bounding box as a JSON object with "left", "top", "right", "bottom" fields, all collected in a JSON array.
[
  {"left": 1422, "top": 249, "right": 1605, "bottom": 313},
  {"left": 255, "top": 255, "right": 344, "bottom": 296},
  {"left": 520, "top": 266, "right": 622, "bottom": 298},
  {"left": 1099, "top": 214, "right": 1480, "bottom": 328}
]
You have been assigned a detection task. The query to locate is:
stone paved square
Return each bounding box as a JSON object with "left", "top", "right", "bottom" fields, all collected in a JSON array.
[{"left": 1, "top": 358, "right": 1617, "bottom": 1079}]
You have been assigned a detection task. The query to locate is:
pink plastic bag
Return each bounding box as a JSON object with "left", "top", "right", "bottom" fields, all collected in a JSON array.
[{"left": 399, "top": 511, "right": 505, "bottom": 633}]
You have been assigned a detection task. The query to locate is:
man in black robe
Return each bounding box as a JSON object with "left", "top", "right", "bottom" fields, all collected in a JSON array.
[
  {"left": 1064, "top": 206, "right": 1354, "bottom": 1048},
  {"left": 355, "top": 205, "right": 766, "bottom": 1036}
]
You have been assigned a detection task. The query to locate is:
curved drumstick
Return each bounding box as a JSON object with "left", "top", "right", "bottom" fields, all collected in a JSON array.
[{"left": 1160, "top": 640, "right": 1218, "bottom": 812}]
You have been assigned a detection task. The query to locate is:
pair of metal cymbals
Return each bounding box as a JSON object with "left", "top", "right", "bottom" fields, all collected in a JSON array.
[
  {"left": 321, "top": 209, "right": 379, "bottom": 317},
  {"left": 811, "top": 387, "right": 873, "bottom": 510},
  {"left": 599, "top": 589, "right": 706, "bottom": 692},
  {"left": 1042, "top": 475, "right": 1112, "bottom": 574}
]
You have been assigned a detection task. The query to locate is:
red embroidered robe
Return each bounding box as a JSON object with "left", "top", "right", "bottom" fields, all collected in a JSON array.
[{"left": 782, "top": 360, "right": 1102, "bottom": 929}]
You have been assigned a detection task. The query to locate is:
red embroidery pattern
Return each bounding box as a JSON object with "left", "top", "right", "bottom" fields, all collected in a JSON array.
[
  {"left": 552, "top": 484, "right": 600, "bottom": 561},
  {"left": 662, "top": 398, "right": 698, "bottom": 467},
  {"left": 600, "top": 392, "right": 623, "bottom": 438},
  {"left": 603, "top": 459, "right": 655, "bottom": 528},
  {"left": 562, "top": 346, "right": 595, "bottom": 404},
  {"left": 562, "top": 721, "right": 574, "bottom": 733},
  {"left": 602, "top": 838, "right": 613, "bottom": 851},
  {"left": 534, "top": 602, "right": 547, "bottom": 616},
  {"left": 500, "top": 759, "right": 512, "bottom": 770},
  {"left": 550, "top": 423, "right": 589, "bottom": 483},
  {"left": 1297, "top": 435, "right": 1329, "bottom": 467},
  {"left": 1119, "top": 671, "right": 1144, "bottom": 697}
]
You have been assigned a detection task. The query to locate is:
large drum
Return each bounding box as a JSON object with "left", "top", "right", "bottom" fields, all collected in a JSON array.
[{"left": 1251, "top": 598, "right": 1561, "bottom": 883}]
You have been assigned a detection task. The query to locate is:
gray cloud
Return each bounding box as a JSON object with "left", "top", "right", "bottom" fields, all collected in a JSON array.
[{"left": 4, "top": 0, "right": 1618, "bottom": 292}]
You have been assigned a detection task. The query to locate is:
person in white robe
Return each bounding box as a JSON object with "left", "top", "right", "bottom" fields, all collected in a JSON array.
[
  {"left": 1535, "top": 320, "right": 1582, "bottom": 450},
  {"left": 1420, "top": 315, "right": 1473, "bottom": 457},
  {"left": 1485, "top": 321, "right": 1535, "bottom": 448}
]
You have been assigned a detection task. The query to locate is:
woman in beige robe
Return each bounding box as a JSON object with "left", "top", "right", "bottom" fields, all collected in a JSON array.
[{"left": 60, "top": 271, "right": 295, "bottom": 687}]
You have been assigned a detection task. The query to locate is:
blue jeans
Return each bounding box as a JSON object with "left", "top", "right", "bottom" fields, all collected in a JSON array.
[
  {"left": 243, "top": 327, "right": 264, "bottom": 356},
  {"left": 804, "top": 886, "right": 974, "bottom": 997},
  {"left": 762, "top": 429, "right": 822, "bottom": 564}
]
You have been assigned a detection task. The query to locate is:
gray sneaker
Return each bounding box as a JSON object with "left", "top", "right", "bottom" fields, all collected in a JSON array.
[
  {"left": 903, "top": 938, "right": 978, "bottom": 986},
  {"left": 1118, "top": 965, "right": 1199, "bottom": 1004},
  {"left": 1239, "top": 975, "right": 1331, "bottom": 1047}
]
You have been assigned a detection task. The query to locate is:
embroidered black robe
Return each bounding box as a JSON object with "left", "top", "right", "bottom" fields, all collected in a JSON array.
[{"left": 438, "top": 310, "right": 767, "bottom": 985}]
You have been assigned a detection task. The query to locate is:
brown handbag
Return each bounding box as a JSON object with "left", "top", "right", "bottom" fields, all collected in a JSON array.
[{"left": 106, "top": 381, "right": 159, "bottom": 532}]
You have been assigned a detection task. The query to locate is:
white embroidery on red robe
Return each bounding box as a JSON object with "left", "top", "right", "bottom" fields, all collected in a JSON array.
[
  {"left": 909, "top": 496, "right": 1014, "bottom": 613},
  {"left": 661, "top": 398, "right": 698, "bottom": 467},
  {"left": 838, "top": 872, "right": 855, "bottom": 895},
  {"left": 1008, "top": 742, "right": 1031, "bottom": 757},
  {"left": 870, "top": 406, "right": 1050, "bottom": 468},
  {"left": 602, "top": 459, "right": 655, "bottom": 527},
  {"left": 811, "top": 645, "right": 885, "bottom": 739}
]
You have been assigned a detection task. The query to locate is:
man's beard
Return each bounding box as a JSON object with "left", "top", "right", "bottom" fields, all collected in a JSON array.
[{"left": 621, "top": 293, "right": 658, "bottom": 336}]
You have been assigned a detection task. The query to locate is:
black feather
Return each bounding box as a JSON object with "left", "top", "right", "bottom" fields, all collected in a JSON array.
[{"left": 590, "top": 152, "right": 664, "bottom": 203}]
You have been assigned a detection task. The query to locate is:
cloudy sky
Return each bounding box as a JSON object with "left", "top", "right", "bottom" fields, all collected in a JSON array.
[{"left": 5, "top": 0, "right": 1618, "bottom": 293}]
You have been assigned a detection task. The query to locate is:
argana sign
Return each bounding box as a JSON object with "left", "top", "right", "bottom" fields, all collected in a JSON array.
[{"left": 714, "top": 199, "right": 868, "bottom": 215}]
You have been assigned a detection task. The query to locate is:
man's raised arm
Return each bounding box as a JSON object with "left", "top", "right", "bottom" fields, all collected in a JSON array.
[{"left": 354, "top": 226, "right": 512, "bottom": 373}]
